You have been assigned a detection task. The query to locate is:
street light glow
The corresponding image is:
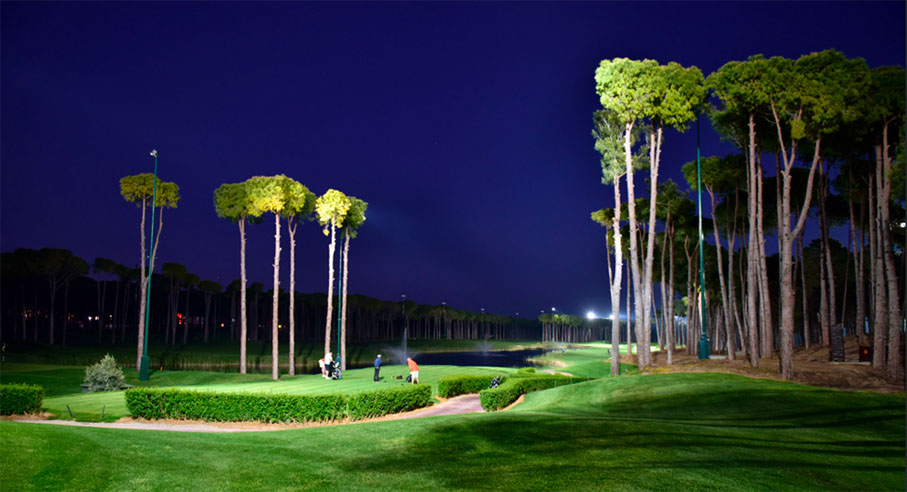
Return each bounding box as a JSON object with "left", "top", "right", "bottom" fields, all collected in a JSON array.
[{"left": 586, "top": 311, "right": 595, "bottom": 320}]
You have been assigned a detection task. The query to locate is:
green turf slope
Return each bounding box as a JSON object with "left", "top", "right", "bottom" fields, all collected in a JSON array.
[{"left": 1, "top": 372, "right": 902, "bottom": 491}]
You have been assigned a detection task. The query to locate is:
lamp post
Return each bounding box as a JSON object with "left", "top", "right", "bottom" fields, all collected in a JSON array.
[
  {"left": 139, "top": 149, "right": 158, "bottom": 381},
  {"left": 696, "top": 116, "right": 710, "bottom": 359}
]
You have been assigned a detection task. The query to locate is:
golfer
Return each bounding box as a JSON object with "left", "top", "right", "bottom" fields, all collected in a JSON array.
[
  {"left": 374, "top": 354, "right": 382, "bottom": 382},
  {"left": 406, "top": 357, "right": 419, "bottom": 384}
]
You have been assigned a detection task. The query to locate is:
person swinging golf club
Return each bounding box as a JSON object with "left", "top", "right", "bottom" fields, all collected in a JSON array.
[{"left": 406, "top": 357, "right": 419, "bottom": 384}]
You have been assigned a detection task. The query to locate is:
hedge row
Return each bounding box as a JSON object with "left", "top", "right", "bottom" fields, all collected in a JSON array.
[
  {"left": 0, "top": 383, "right": 44, "bottom": 416},
  {"left": 125, "top": 384, "right": 432, "bottom": 423},
  {"left": 479, "top": 375, "right": 583, "bottom": 411},
  {"left": 438, "top": 375, "right": 508, "bottom": 398}
]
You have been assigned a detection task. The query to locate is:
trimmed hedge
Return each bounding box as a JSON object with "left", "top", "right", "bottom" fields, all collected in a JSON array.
[
  {"left": 0, "top": 383, "right": 44, "bottom": 416},
  {"left": 347, "top": 384, "right": 432, "bottom": 420},
  {"left": 438, "top": 375, "right": 508, "bottom": 398},
  {"left": 480, "top": 375, "right": 582, "bottom": 411},
  {"left": 125, "top": 384, "right": 433, "bottom": 423}
]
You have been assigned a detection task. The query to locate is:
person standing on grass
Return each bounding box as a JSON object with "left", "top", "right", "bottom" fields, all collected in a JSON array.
[
  {"left": 407, "top": 357, "right": 419, "bottom": 384},
  {"left": 318, "top": 357, "right": 327, "bottom": 378},
  {"left": 374, "top": 354, "right": 382, "bottom": 382},
  {"left": 324, "top": 352, "right": 333, "bottom": 379}
]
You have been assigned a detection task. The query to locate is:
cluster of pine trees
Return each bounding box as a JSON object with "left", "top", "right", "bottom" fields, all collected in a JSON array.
[{"left": 591, "top": 51, "right": 905, "bottom": 380}]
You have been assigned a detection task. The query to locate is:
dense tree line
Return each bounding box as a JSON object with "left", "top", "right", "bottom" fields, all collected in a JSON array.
[
  {"left": 0, "top": 248, "right": 549, "bottom": 353},
  {"left": 592, "top": 51, "right": 905, "bottom": 380}
]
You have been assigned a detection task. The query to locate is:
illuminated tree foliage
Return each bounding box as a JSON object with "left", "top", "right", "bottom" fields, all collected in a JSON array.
[{"left": 121, "top": 173, "right": 180, "bottom": 370}]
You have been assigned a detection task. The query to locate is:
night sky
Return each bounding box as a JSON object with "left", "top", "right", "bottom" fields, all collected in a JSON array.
[{"left": 2, "top": 2, "right": 904, "bottom": 320}]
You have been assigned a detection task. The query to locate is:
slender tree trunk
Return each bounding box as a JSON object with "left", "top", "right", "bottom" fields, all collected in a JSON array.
[
  {"left": 341, "top": 228, "right": 351, "bottom": 371},
  {"left": 817, "top": 161, "right": 832, "bottom": 346},
  {"left": 324, "top": 222, "right": 337, "bottom": 357},
  {"left": 638, "top": 125, "right": 663, "bottom": 368},
  {"left": 746, "top": 115, "right": 760, "bottom": 367},
  {"left": 708, "top": 188, "right": 735, "bottom": 360},
  {"left": 870, "top": 159, "right": 888, "bottom": 370},
  {"left": 667, "top": 224, "right": 675, "bottom": 364},
  {"left": 878, "top": 125, "right": 903, "bottom": 379},
  {"left": 271, "top": 213, "right": 281, "bottom": 381},
  {"left": 287, "top": 218, "right": 297, "bottom": 376},
  {"left": 758, "top": 152, "right": 773, "bottom": 357},
  {"left": 775, "top": 106, "right": 819, "bottom": 380},
  {"left": 137, "top": 198, "right": 147, "bottom": 370},
  {"left": 851, "top": 183, "right": 867, "bottom": 346},
  {"left": 239, "top": 219, "right": 248, "bottom": 374},
  {"left": 799, "top": 235, "right": 811, "bottom": 349}
]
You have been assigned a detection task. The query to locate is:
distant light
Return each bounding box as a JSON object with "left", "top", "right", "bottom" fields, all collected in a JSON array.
[
  {"left": 551, "top": 307, "right": 556, "bottom": 312},
  {"left": 586, "top": 311, "right": 596, "bottom": 320},
  {"left": 610, "top": 314, "right": 617, "bottom": 320},
  {"left": 900, "top": 221, "right": 906, "bottom": 228}
]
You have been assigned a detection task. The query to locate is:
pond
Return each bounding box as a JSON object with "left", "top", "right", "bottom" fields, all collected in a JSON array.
[
  {"left": 155, "top": 348, "right": 556, "bottom": 374},
  {"left": 349, "top": 348, "right": 553, "bottom": 369}
]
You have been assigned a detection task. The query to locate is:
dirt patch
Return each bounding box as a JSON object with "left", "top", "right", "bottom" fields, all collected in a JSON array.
[{"left": 634, "top": 335, "right": 905, "bottom": 394}]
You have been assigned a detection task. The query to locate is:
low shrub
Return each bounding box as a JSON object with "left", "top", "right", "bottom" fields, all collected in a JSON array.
[
  {"left": 84, "top": 354, "right": 125, "bottom": 392},
  {"left": 347, "top": 384, "right": 432, "bottom": 420},
  {"left": 438, "top": 375, "right": 507, "bottom": 398},
  {"left": 480, "top": 374, "right": 582, "bottom": 411},
  {"left": 0, "top": 383, "right": 44, "bottom": 415},
  {"left": 125, "top": 384, "right": 433, "bottom": 423}
]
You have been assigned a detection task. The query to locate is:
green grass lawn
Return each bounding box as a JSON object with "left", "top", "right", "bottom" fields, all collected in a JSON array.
[
  {"left": 3, "top": 363, "right": 515, "bottom": 422},
  {"left": 530, "top": 342, "right": 639, "bottom": 377},
  {"left": 1, "top": 372, "right": 902, "bottom": 491}
]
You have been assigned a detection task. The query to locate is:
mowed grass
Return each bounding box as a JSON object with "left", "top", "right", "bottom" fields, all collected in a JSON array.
[
  {"left": 531, "top": 342, "right": 641, "bottom": 377},
  {"left": 1, "top": 372, "right": 902, "bottom": 491},
  {"left": 3, "top": 363, "right": 514, "bottom": 422}
]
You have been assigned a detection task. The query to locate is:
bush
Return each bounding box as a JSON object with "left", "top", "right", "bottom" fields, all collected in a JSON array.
[
  {"left": 125, "top": 384, "right": 433, "bottom": 423},
  {"left": 347, "top": 384, "right": 432, "bottom": 420},
  {"left": 480, "top": 374, "right": 582, "bottom": 411},
  {"left": 0, "top": 383, "right": 44, "bottom": 415},
  {"left": 438, "top": 375, "right": 507, "bottom": 398},
  {"left": 84, "top": 354, "right": 125, "bottom": 392}
]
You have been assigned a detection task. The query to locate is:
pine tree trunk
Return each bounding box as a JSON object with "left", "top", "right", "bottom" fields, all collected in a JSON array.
[
  {"left": 879, "top": 126, "right": 903, "bottom": 379},
  {"left": 271, "top": 213, "right": 281, "bottom": 381},
  {"left": 870, "top": 162, "right": 888, "bottom": 370},
  {"left": 288, "top": 219, "right": 297, "bottom": 376},
  {"left": 137, "top": 198, "right": 147, "bottom": 370},
  {"left": 341, "top": 228, "right": 351, "bottom": 371},
  {"left": 799, "top": 235, "right": 811, "bottom": 349},
  {"left": 239, "top": 220, "right": 248, "bottom": 374},
  {"left": 324, "top": 222, "right": 336, "bottom": 358}
]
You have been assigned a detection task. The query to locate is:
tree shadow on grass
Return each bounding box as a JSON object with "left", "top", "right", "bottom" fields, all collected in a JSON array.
[{"left": 337, "top": 412, "right": 905, "bottom": 491}]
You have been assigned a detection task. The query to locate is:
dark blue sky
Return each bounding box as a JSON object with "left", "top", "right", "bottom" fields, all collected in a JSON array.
[{"left": 2, "top": 2, "right": 904, "bottom": 319}]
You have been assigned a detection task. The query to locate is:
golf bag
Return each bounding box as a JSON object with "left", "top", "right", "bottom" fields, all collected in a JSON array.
[
  {"left": 328, "top": 361, "right": 342, "bottom": 380},
  {"left": 405, "top": 374, "right": 412, "bottom": 383},
  {"left": 489, "top": 376, "right": 502, "bottom": 389}
]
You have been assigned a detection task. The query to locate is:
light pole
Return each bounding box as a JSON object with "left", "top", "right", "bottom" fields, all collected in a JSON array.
[
  {"left": 696, "top": 116, "right": 710, "bottom": 359},
  {"left": 139, "top": 149, "right": 158, "bottom": 381}
]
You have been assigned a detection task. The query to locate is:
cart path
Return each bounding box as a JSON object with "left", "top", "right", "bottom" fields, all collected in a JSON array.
[{"left": 12, "top": 394, "right": 486, "bottom": 433}]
